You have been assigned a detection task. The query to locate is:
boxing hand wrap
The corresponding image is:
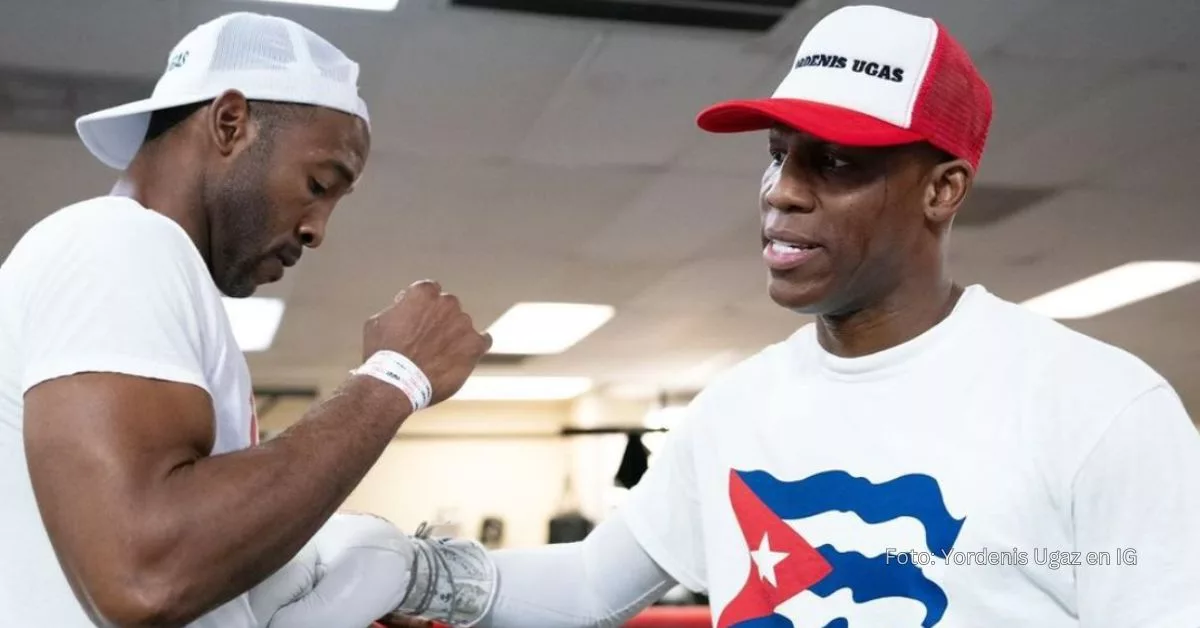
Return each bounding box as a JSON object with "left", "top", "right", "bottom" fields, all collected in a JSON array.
[
  {"left": 352, "top": 350, "right": 434, "bottom": 411},
  {"left": 259, "top": 513, "right": 497, "bottom": 628},
  {"left": 382, "top": 523, "right": 499, "bottom": 628}
]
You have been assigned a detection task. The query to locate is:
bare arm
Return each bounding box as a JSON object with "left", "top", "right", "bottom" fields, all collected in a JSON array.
[
  {"left": 14, "top": 207, "right": 487, "bottom": 627},
  {"left": 25, "top": 372, "right": 411, "bottom": 628}
]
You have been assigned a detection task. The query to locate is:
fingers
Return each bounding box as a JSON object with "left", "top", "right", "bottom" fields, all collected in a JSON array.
[
  {"left": 411, "top": 279, "right": 441, "bottom": 293},
  {"left": 367, "top": 280, "right": 490, "bottom": 405},
  {"left": 395, "top": 279, "right": 442, "bottom": 303},
  {"left": 395, "top": 280, "right": 473, "bottom": 328}
]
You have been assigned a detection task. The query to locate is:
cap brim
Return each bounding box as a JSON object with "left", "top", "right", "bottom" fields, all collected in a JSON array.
[
  {"left": 696, "top": 98, "right": 925, "bottom": 147},
  {"left": 75, "top": 94, "right": 212, "bottom": 170}
]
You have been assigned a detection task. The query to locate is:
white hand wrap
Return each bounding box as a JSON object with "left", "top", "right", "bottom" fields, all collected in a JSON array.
[
  {"left": 383, "top": 523, "right": 499, "bottom": 627},
  {"left": 352, "top": 350, "right": 433, "bottom": 410}
]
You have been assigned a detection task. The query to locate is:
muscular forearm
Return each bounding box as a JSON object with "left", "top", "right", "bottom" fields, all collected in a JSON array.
[{"left": 129, "top": 376, "right": 411, "bottom": 625}]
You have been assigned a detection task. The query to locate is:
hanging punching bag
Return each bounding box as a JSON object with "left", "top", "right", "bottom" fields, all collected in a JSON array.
[{"left": 614, "top": 432, "right": 650, "bottom": 489}]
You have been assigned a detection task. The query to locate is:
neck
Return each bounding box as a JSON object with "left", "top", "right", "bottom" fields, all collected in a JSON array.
[
  {"left": 816, "top": 273, "right": 963, "bottom": 359},
  {"left": 114, "top": 140, "right": 211, "bottom": 266}
]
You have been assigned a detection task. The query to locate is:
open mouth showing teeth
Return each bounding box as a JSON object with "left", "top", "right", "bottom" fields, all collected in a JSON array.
[{"left": 768, "top": 240, "right": 817, "bottom": 253}]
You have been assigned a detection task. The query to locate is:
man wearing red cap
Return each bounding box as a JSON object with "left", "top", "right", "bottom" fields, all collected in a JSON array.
[{"left": 298, "top": 5, "right": 1200, "bottom": 628}]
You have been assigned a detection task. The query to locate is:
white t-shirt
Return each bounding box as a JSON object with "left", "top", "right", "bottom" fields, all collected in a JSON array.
[
  {"left": 621, "top": 285, "right": 1200, "bottom": 628},
  {"left": 0, "top": 196, "right": 258, "bottom": 626}
]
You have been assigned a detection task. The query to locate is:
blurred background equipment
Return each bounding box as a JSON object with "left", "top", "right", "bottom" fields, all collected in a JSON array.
[
  {"left": 547, "top": 476, "right": 595, "bottom": 544},
  {"left": 478, "top": 516, "right": 505, "bottom": 549}
]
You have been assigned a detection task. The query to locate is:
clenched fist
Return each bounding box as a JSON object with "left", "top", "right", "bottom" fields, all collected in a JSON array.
[{"left": 362, "top": 280, "right": 491, "bottom": 406}]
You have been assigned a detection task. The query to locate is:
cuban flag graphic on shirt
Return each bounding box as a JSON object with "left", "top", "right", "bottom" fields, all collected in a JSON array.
[{"left": 717, "top": 469, "right": 966, "bottom": 628}]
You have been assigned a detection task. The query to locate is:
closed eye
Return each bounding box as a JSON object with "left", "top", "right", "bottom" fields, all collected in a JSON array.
[{"left": 308, "top": 178, "right": 328, "bottom": 198}]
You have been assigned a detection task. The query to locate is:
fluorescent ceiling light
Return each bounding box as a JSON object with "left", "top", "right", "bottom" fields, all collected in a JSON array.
[
  {"left": 1021, "top": 261, "right": 1200, "bottom": 320},
  {"left": 450, "top": 376, "right": 593, "bottom": 401},
  {"left": 486, "top": 302, "right": 615, "bottom": 355},
  {"left": 245, "top": 0, "right": 400, "bottom": 11},
  {"left": 221, "top": 297, "right": 286, "bottom": 352}
]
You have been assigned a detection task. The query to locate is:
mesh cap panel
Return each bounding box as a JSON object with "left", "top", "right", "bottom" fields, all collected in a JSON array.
[
  {"left": 209, "top": 13, "right": 295, "bottom": 72},
  {"left": 75, "top": 12, "right": 370, "bottom": 170}
]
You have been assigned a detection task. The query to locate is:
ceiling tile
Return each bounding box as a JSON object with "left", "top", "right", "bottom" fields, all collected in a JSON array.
[
  {"left": 577, "top": 171, "right": 758, "bottom": 265},
  {"left": 514, "top": 31, "right": 777, "bottom": 168},
  {"left": 0, "top": 0, "right": 181, "bottom": 76},
  {"left": 339, "top": 154, "right": 655, "bottom": 257},
  {"left": 670, "top": 46, "right": 791, "bottom": 176},
  {"left": 623, "top": 256, "right": 764, "bottom": 314},
  {"left": 673, "top": 125, "right": 772, "bottom": 178},
  {"left": 972, "top": 53, "right": 1122, "bottom": 161},
  {"left": 1087, "top": 129, "right": 1200, "bottom": 198},
  {"left": 997, "top": 0, "right": 1200, "bottom": 63},
  {"left": 368, "top": 11, "right": 600, "bottom": 158},
  {"left": 950, "top": 188, "right": 1200, "bottom": 301},
  {"left": 289, "top": 151, "right": 665, "bottom": 328},
  {"left": 979, "top": 68, "right": 1200, "bottom": 186},
  {"left": 1154, "top": 18, "right": 1200, "bottom": 66},
  {"left": 0, "top": 135, "right": 116, "bottom": 256}
]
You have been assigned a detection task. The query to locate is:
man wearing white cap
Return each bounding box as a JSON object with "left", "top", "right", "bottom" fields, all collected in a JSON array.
[
  {"left": 365, "top": 5, "right": 1200, "bottom": 628},
  {"left": 0, "top": 12, "right": 493, "bottom": 627}
]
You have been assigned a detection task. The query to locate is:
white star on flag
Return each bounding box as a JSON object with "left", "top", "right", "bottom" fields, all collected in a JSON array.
[{"left": 749, "top": 531, "right": 789, "bottom": 587}]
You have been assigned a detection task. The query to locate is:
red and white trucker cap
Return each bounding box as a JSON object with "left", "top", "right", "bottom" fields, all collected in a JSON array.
[
  {"left": 697, "top": 5, "right": 992, "bottom": 168},
  {"left": 76, "top": 12, "right": 370, "bottom": 171}
]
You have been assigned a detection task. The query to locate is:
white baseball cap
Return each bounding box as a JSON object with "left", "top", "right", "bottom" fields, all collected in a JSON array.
[
  {"left": 697, "top": 5, "right": 991, "bottom": 168},
  {"left": 76, "top": 12, "right": 371, "bottom": 170}
]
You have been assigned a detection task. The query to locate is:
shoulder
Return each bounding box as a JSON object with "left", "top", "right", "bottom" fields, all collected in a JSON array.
[
  {"left": 3, "top": 196, "right": 223, "bottom": 332},
  {"left": 689, "top": 325, "right": 814, "bottom": 411},
  {"left": 972, "top": 288, "right": 1180, "bottom": 477},
  {"left": 974, "top": 288, "right": 1166, "bottom": 396},
  {"left": 23, "top": 196, "right": 196, "bottom": 252},
  {"left": 8, "top": 196, "right": 209, "bottom": 284}
]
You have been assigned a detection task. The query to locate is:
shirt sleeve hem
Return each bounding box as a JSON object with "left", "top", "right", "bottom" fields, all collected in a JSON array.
[
  {"left": 620, "top": 506, "right": 706, "bottom": 593},
  {"left": 22, "top": 354, "right": 210, "bottom": 396}
]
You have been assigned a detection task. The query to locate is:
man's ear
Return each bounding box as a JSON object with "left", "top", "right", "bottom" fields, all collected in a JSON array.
[
  {"left": 925, "top": 158, "right": 974, "bottom": 225},
  {"left": 205, "top": 90, "right": 255, "bottom": 159}
]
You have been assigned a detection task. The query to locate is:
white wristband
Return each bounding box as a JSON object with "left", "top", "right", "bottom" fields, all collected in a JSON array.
[{"left": 352, "top": 350, "right": 434, "bottom": 411}]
